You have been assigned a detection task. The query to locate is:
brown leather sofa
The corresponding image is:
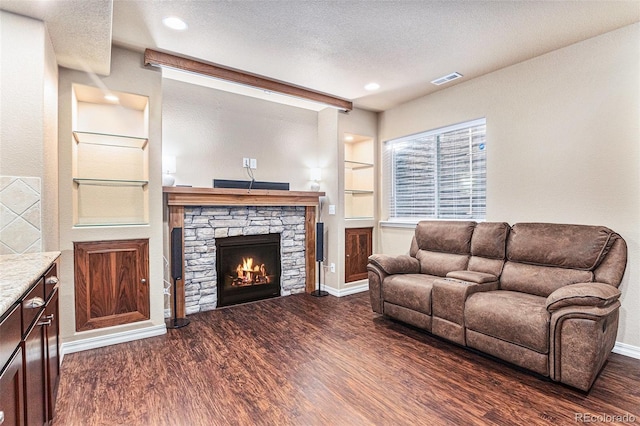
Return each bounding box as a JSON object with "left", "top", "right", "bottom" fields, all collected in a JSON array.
[{"left": 367, "top": 221, "right": 627, "bottom": 391}]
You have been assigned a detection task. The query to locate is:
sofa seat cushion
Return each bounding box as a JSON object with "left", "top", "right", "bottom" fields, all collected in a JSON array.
[
  {"left": 465, "top": 290, "right": 550, "bottom": 354},
  {"left": 383, "top": 274, "right": 438, "bottom": 315}
]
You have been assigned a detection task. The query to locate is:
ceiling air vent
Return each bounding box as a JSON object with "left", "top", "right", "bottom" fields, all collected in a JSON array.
[{"left": 431, "top": 72, "right": 463, "bottom": 86}]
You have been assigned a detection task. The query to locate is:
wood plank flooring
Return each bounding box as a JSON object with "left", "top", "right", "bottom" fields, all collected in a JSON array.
[{"left": 53, "top": 293, "right": 640, "bottom": 425}]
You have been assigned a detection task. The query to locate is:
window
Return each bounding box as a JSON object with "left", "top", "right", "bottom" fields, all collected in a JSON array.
[{"left": 384, "top": 119, "right": 486, "bottom": 221}]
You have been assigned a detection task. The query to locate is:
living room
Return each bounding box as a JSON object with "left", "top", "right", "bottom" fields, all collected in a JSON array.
[{"left": 0, "top": 1, "right": 639, "bottom": 424}]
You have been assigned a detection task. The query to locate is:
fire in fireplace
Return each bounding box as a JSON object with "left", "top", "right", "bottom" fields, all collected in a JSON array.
[{"left": 216, "top": 233, "right": 281, "bottom": 307}]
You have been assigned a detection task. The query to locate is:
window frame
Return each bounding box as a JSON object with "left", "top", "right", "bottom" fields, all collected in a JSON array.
[{"left": 382, "top": 118, "right": 487, "bottom": 227}]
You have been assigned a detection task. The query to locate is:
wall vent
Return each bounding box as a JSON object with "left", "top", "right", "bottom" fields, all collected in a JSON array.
[{"left": 431, "top": 72, "right": 463, "bottom": 86}]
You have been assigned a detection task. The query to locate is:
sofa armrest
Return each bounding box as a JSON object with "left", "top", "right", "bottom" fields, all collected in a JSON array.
[
  {"left": 368, "top": 254, "right": 420, "bottom": 275},
  {"left": 446, "top": 270, "right": 498, "bottom": 284},
  {"left": 546, "top": 282, "right": 621, "bottom": 312}
]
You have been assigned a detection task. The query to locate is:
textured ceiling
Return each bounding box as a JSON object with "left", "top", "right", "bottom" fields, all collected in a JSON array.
[
  {"left": 0, "top": 0, "right": 112, "bottom": 76},
  {"left": 2, "top": 1, "right": 639, "bottom": 111}
]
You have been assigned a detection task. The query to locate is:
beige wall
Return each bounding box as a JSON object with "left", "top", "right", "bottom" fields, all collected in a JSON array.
[
  {"left": 378, "top": 24, "right": 640, "bottom": 347},
  {"left": 162, "top": 78, "right": 319, "bottom": 190},
  {"left": 58, "top": 47, "right": 164, "bottom": 344},
  {"left": 0, "top": 11, "right": 59, "bottom": 251}
]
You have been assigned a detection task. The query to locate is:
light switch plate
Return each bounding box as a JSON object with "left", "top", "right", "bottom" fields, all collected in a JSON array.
[{"left": 329, "top": 205, "right": 336, "bottom": 215}]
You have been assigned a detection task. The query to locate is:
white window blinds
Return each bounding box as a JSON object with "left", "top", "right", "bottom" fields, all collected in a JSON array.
[{"left": 385, "top": 119, "right": 486, "bottom": 221}]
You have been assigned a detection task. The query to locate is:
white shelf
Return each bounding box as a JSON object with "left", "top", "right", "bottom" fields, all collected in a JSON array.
[
  {"left": 73, "top": 178, "right": 149, "bottom": 187},
  {"left": 345, "top": 160, "right": 373, "bottom": 170},
  {"left": 345, "top": 189, "right": 374, "bottom": 194},
  {"left": 73, "top": 131, "right": 148, "bottom": 149}
]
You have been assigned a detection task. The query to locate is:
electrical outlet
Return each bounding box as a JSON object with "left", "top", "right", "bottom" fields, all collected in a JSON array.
[
  {"left": 243, "top": 157, "right": 250, "bottom": 168},
  {"left": 330, "top": 263, "right": 336, "bottom": 273},
  {"left": 329, "top": 205, "right": 336, "bottom": 215},
  {"left": 250, "top": 158, "right": 257, "bottom": 169}
]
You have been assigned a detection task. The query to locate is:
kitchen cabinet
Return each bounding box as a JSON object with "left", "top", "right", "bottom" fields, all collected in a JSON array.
[
  {"left": 345, "top": 227, "right": 373, "bottom": 283},
  {"left": 0, "top": 303, "right": 24, "bottom": 426},
  {"left": 74, "top": 239, "right": 150, "bottom": 331},
  {"left": 0, "top": 256, "right": 59, "bottom": 426}
]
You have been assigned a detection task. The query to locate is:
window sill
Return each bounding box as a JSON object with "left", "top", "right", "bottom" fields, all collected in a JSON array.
[{"left": 380, "top": 218, "right": 486, "bottom": 229}]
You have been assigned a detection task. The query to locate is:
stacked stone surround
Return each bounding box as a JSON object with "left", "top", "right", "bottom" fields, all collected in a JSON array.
[{"left": 183, "top": 205, "right": 307, "bottom": 314}]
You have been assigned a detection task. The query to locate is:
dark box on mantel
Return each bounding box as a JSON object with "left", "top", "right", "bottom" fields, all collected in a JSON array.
[{"left": 213, "top": 179, "right": 290, "bottom": 191}]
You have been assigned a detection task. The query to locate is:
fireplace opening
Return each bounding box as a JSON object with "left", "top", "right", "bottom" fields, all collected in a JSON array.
[{"left": 216, "top": 233, "right": 281, "bottom": 307}]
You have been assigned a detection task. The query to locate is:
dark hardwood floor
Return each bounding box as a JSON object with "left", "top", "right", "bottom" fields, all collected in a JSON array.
[{"left": 53, "top": 292, "right": 640, "bottom": 426}]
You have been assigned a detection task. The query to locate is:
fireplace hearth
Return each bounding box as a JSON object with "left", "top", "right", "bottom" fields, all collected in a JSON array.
[{"left": 216, "top": 233, "right": 281, "bottom": 307}]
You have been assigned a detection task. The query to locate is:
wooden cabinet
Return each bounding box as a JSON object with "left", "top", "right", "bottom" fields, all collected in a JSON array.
[
  {"left": 345, "top": 227, "right": 373, "bottom": 283},
  {"left": 0, "top": 303, "right": 24, "bottom": 426},
  {"left": 22, "top": 317, "right": 46, "bottom": 426},
  {"left": 0, "top": 259, "right": 59, "bottom": 426},
  {"left": 43, "top": 284, "right": 59, "bottom": 422},
  {"left": 0, "top": 348, "right": 24, "bottom": 426},
  {"left": 74, "top": 239, "right": 150, "bottom": 331}
]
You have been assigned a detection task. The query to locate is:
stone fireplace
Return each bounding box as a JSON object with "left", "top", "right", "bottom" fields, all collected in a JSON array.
[
  {"left": 164, "top": 186, "right": 324, "bottom": 318},
  {"left": 183, "top": 206, "right": 306, "bottom": 313}
]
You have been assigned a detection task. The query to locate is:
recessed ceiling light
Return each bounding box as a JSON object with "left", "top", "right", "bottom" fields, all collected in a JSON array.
[
  {"left": 344, "top": 135, "right": 354, "bottom": 142},
  {"left": 364, "top": 82, "right": 380, "bottom": 91},
  {"left": 104, "top": 94, "right": 119, "bottom": 102},
  {"left": 163, "top": 16, "right": 188, "bottom": 31}
]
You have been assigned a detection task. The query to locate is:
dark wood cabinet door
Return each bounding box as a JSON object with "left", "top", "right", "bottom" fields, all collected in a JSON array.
[
  {"left": 345, "top": 227, "right": 373, "bottom": 283},
  {"left": 0, "top": 347, "right": 24, "bottom": 426},
  {"left": 44, "top": 288, "right": 59, "bottom": 422},
  {"left": 74, "top": 239, "right": 150, "bottom": 331},
  {"left": 23, "top": 319, "right": 46, "bottom": 426}
]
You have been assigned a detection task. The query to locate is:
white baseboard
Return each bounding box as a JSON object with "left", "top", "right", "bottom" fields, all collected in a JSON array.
[
  {"left": 613, "top": 341, "right": 640, "bottom": 359},
  {"left": 60, "top": 324, "right": 167, "bottom": 361},
  {"left": 321, "top": 281, "right": 369, "bottom": 297}
]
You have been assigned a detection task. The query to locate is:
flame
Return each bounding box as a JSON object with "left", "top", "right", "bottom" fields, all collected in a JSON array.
[{"left": 235, "top": 257, "right": 268, "bottom": 284}]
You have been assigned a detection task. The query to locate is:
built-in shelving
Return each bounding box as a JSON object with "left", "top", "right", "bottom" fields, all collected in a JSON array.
[
  {"left": 344, "top": 135, "right": 374, "bottom": 219},
  {"left": 72, "top": 85, "right": 150, "bottom": 227}
]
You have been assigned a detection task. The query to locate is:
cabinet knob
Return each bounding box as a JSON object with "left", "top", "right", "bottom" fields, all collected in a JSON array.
[
  {"left": 0, "top": 410, "right": 4, "bottom": 424},
  {"left": 25, "top": 297, "right": 45, "bottom": 309},
  {"left": 141, "top": 278, "right": 147, "bottom": 284},
  {"left": 46, "top": 276, "right": 59, "bottom": 285}
]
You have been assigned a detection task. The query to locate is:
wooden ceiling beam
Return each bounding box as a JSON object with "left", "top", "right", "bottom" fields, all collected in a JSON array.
[{"left": 144, "top": 48, "right": 352, "bottom": 112}]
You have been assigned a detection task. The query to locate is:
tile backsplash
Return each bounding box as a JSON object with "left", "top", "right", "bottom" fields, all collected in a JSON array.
[{"left": 0, "top": 176, "right": 42, "bottom": 254}]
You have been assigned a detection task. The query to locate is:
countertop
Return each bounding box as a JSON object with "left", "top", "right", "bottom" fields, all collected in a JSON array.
[{"left": 0, "top": 251, "right": 61, "bottom": 315}]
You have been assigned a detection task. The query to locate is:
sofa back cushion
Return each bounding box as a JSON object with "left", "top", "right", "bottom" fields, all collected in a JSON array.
[
  {"left": 415, "top": 221, "right": 476, "bottom": 254},
  {"left": 414, "top": 221, "right": 475, "bottom": 277},
  {"left": 507, "top": 223, "right": 616, "bottom": 270},
  {"left": 502, "top": 223, "right": 618, "bottom": 296},
  {"left": 500, "top": 262, "right": 593, "bottom": 297},
  {"left": 468, "top": 222, "right": 509, "bottom": 276}
]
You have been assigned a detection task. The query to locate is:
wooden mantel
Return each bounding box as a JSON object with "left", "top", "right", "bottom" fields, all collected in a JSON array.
[
  {"left": 164, "top": 186, "right": 325, "bottom": 207},
  {"left": 164, "top": 187, "right": 325, "bottom": 318}
]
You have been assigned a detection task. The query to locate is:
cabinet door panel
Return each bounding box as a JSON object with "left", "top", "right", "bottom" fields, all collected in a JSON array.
[
  {"left": 23, "top": 320, "right": 46, "bottom": 426},
  {"left": 45, "top": 289, "right": 60, "bottom": 422},
  {"left": 345, "top": 227, "right": 373, "bottom": 283},
  {"left": 75, "top": 239, "right": 149, "bottom": 331},
  {"left": 0, "top": 348, "right": 24, "bottom": 426}
]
